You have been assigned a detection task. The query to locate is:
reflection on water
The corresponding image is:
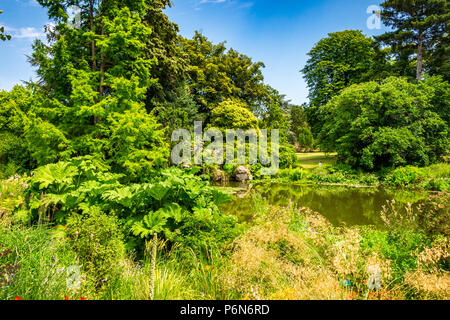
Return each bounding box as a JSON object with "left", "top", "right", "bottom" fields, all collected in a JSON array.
[{"left": 218, "top": 182, "right": 430, "bottom": 228}]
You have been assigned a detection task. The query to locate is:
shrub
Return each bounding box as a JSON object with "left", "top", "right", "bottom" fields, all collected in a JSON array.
[
  {"left": 65, "top": 209, "right": 125, "bottom": 287},
  {"left": 320, "top": 76, "right": 449, "bottom": 170},
  {"left": 278, "top": 168, "right": 309, "bottom": 182},
  {"left": 210, "top": 99, "right": 258, "bottom": 130},
  {"left": 297, "top": 127, "right": 314, "bottom": 151},
  {"left": 26, "top": 159, "right": 239, "bottom": 258},
  {"left": 360, "top": 228, "right": 430, "bottom": 281},
  {"left": 0, "top": 175, "right": 29, "bottom": 224},
  {"left": 385, "top": 166, "right": 426, "bottom": 187},
  {"left": 425, "top": 178, "right": 449, "bottom": 192},
  {"left": 279, "top": 143, "right": 298, "bottom": 169}
]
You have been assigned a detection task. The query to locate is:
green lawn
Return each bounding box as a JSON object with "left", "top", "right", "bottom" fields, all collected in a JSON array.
[{"left": 296, "top": 152, "right": 337, "bottom": 170}]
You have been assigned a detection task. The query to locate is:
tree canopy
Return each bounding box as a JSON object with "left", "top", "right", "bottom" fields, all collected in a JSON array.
[
  {"left": 26, "top": 1, "right": 170, "bottom": 181},
  {"left": 319, "top": 76, "right": 449, "bottom": 170},
  {"left": 180, "top": 32, "right": 270, "bottom": 115},
  {"left": 301, "top": 30, "right": 376, "bottom": 136},
  {"left": 376, "top": 0, "right": 449, "bottom": 81}
]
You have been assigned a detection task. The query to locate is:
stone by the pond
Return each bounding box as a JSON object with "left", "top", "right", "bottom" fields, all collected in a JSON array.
[
  {"left": 212, "top": 169, "right": 228, "bottom": 183},
  {"left": 234, "top": 166, "right": 253, "bottom": 182}
]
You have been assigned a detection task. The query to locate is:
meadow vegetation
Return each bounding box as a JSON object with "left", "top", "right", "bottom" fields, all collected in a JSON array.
[{"left": 1, "top": 182, "right": 448, "bottom": 300}]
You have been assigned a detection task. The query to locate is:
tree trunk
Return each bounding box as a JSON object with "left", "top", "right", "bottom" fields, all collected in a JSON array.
[
  {"left": 89, "top": 0, "right": 97, "bottom": 72},
  {"left": 416, "top": 33, "right": 424, "bottom": 81},
  {"left": 99, "top": 24, "right": 105, "bottom": 98}
]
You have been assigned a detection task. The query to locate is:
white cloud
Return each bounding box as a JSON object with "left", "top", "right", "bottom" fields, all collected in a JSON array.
[
  {"left": 1, "top": 24, "right": 45, "bottom": 39},
  {"left": 14, "top": 27, "right": 45, "bottom": 38}
]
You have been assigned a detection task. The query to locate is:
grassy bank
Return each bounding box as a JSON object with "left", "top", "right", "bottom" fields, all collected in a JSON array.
[{"left": 270, "top": 153, "right": 450, "bottom": 191}]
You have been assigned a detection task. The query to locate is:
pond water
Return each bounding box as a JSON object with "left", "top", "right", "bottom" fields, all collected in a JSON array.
[{"left": 218, "top": 182, "right": 431, "bottom": 228}]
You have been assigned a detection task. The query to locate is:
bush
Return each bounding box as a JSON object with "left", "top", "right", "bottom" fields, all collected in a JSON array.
[
  {"left": 297, "top": 127, "right": 314, "bottom": 151},
  {"left": 0, "top": 175, "right": 29, "bottom": 224},
  {"left": 278, "top": 168, "right": 310, "bottom": 182},
  {"left": 279, "top": 143, "right": 297, "bottom": 169},
  {"left": 26, "top": 159, "right": 239, "bottom": 258},
  {"left": 65, "top": 209, "right": 125, "bottom": 287},
  {"left": 210, "top": 99, "right": 258, "bottom": 130},
  {"left": 425, "top": 178, "right": 449, "bottom": 192},
  {"left": 320, "top": 76, "right": 449, "bottom": 170},
  {"left": 385, "top": 166, "right": 426, "bottom": 187},
  {"left": 360, "top": 228, "right": 431, "bottom": 281}
]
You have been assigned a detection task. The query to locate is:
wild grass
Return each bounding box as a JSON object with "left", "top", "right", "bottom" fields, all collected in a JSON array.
[{"left": 0, "top": 224, "right": 81, "bottom": 300}]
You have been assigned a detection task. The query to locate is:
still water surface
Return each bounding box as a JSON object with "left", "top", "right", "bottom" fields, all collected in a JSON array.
[{"left": 219, "top": 182, "right": 430, "bottom": 228}]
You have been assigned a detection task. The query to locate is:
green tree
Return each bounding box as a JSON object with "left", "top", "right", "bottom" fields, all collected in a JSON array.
[
  {"left": 0, "top": 10, "right": 11, "bottom": 41},
  {"left": 142, "top": 0, "right": 188, "bottom": 108},
  {"left": 0, "top": 86, "right": 33, "bottom": 173},
  {"left": 320, "top": 76, "right": 449, "bottom": 170},
  {"left": 258, "top": 90, "right": 297, "bottom": 168},
  {"left": 297, "top": 127, "right": 314, "bottom": 151},
  {"left": 27, "top": 1, "right": 168, "bottom": 180},
  {"left": 289, "top": 104, "right": 313, "bottom": 148},
  {"left": 180, "top": 32, "right": 269, "bottom": 115},
  {"left": 302, "top": 30, "right": 375, "bottom": 136},
  {"left": 210, "top": 99, "right": 258, "bottom": 130},
  {"left": 376, "top": 0, "right": 449, "bottom": 81}
]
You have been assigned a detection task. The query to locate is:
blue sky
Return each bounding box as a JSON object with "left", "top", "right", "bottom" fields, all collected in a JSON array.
[{"left": 0, "top": 0, "right": 387, "bottom": 104}]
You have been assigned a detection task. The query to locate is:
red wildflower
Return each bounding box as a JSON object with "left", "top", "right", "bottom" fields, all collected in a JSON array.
[{"left": 14, "top": 296, "right": 21, "bottom": 300}]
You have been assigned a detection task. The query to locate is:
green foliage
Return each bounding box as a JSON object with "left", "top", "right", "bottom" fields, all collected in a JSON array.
[
  {"left": 297, "top": 127, "right": 314, "bottom": 151},
  {"left": 0, "top": 225, "right": 78, "bottom": 300},
  {"left": 289, "top": 105, "right": 308, "bottom": 139},
  {"left": 320, "top": 76, "right": 449, "bottom": 170},
  {"left": 385, "top": 166, "right": 426, "bottom": 187},
  {"left": 0, "top": 175, "right": 28, "bottom": 223},
  {"left": 277, "top": 164, "right": 380, "bottom": 186},
  {"left": 0, "top": 86, "right": 33, "bottom": 171},
  {"left": 385, "top": 164, "right": 450, "bottom": 191},
  {"left": 65, "top": 209, "right": 125, "bottom": 286},
  {"left": 25, "top": 158, "right": 238, "bottom": 256},
  {"left": 279, "top": 143, "right": 297, "bottom": 169},
  {"left": 210, "top": 99, "right": 258, "bottom": 130},
  {"left": 302, "top": 30, "right": 376, "bottom": 136},
  {"left": 180, "top": 32, "right": 269, "bottom": 114},
  {"left": 25, "top": 2, "right": 169, "bottom": 179},
  {"left": 377, "top": 0, "right": 449, "bottom": 80},
  {"left": 279, "top": 168, "right": 310, "bottom": 182},
  {"left": 360, "top": 228, "right": 430, "bottom": 281},
  {"left": 151, "top": 83, "right": 200, "bottom": 140}
]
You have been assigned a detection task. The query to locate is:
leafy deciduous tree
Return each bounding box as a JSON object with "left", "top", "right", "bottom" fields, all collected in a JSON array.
[
  {"left": 302, "top": 30, "right": 376, "bottom": 136},
  {"left": 320, "top": 76, "right": 449, "bottom": 170}
]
